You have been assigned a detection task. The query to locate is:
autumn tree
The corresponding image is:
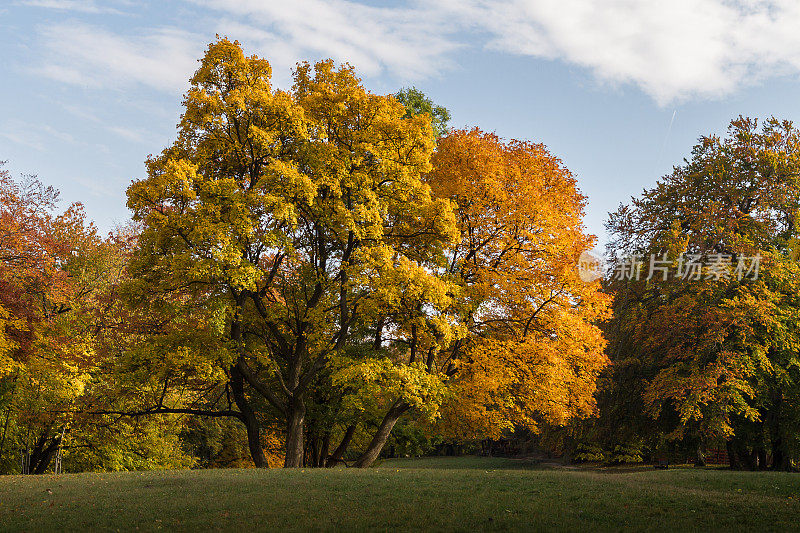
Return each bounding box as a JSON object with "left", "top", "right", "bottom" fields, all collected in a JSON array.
[
  {"left": 0, "top": 162, "right": 92, "bottom": 473},
  {"left": 0, "top": 164, "right": 184, "bottom": 474},
  {"left": 425, "top": 129, "right": 610, "bottom": 444},
  {"left": 602, "top": 117, "right": 800, "bottom": 469},
  {"left": 282, "top": 126, "right": 611, "bottom": 467},
  {"left": 125, "top": 39, "right": 458, "bottom": 467}
]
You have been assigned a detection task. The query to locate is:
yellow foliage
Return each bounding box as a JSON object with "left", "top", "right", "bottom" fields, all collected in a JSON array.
[
  {"left": 330, "top": 354, "right": 450, "bottom": 421},
  {"left": 0, "top": 304, "right": 24, "bottom": 377}
]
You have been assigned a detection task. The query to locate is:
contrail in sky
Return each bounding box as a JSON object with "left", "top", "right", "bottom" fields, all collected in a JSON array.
[{"left": 656, "top": 109, "right": 677, "bottom": 174}]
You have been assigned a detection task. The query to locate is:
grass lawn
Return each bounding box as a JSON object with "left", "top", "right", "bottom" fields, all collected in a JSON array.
[{"left": 1, "top": 456, "right": 799, "bottom": 531}]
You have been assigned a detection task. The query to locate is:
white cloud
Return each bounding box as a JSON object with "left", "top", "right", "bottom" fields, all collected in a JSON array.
[
  {"left": 106, "top": 125, "right": 149, "bottom": 143},
  {"left": 0, "top": 120, "right": 81, "bottom": 151},
  {"left": 19, "top": 0, "right": 128, "bottom": 15},
  {"left": 194, "top": 0, "right": 462, "bottom": 82},
  {"left": 26, "top": 0, "right": 800, "bottom": 104},
  {"left": 31, "top": 1, "right": 461, "bottom": 96},
  {"left": 0, "top": 130, "right": 45, "bottom": 152},
  {"left": 60, "top": 102, "right": 155, "bottom": 143},
  {"left": 465, "top": 0, "right": 800, "bottom": 104},
  {"left": 192, "top": 0, "right": 800, "bottom": 103},
  {"left": 35, "top": 22, "right": 203, "bottom": 94}
]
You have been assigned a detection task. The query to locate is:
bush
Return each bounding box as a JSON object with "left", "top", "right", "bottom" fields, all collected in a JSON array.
[
  {"left": 573, "top": 442, "right": 606, "bottom": 462},
  {"left": 609, "top": 443, "right": 644, "bottom": 464}
]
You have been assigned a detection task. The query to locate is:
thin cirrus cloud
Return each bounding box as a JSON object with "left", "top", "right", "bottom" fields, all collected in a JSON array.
[
  {"left": 28, "top": 0, "right": 800, "bottom": 104},
  {"left": 192, "top": 0, "right": 463, "bottom": 81},
  {"left": 35, "top": 22, "right": 204, "bottom": 93},
  {"left": 32, "top": 0, "right": 461, "bottom": 94},
  {"left": 18, "top": 0, "right": 130, "bottom": 15}
]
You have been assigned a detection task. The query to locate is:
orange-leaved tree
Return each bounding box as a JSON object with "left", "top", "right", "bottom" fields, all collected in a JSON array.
[
  {"left": 0, "top": 162, "right": 119, "bottom": 474},
  {"left": 426, "top": 129, "right": 610, "bottom": 441}
]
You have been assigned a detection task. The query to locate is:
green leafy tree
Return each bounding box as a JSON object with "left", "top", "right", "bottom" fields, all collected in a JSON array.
[{"left": 395, "top": 87, "right": 451, "bottom": 138}]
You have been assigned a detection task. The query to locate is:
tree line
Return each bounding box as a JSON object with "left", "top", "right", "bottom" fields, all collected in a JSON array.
[{"left": 1, "top": 39, "right": 798, "bottom": 473}]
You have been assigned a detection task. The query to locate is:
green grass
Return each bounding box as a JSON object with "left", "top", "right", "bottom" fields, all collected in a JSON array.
[{"left": 1, "top": 457, "right": 799, "bottom": 531}]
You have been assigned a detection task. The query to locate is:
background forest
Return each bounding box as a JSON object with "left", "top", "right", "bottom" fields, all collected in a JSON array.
[{"left": 2, "top": 39, "right": 799, "bottom": 474}]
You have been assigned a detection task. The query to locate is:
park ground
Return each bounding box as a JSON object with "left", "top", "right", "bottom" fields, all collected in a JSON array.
[{"left": 1, "top": 456, "right": 799, "bottom": 531}]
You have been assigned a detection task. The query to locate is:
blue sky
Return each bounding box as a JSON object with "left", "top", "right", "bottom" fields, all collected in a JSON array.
[{"left": 4, "top": 1, "right": 800, "bottom": 247}]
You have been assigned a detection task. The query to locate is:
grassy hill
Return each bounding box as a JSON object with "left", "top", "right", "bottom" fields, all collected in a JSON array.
[{"left": 1, "top": 457, "right": 798, "bottom": 531}]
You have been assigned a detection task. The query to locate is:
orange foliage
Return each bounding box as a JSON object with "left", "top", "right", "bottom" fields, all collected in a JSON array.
[
  {"left": 0, "top": 163, "right": 93, "bottom": 373},
  {"left": 426, "top": 129, "right": 610, "bottom": 440}
]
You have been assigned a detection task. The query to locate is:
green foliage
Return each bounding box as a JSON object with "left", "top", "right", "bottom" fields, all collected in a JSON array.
[
  {"left": 599, "top": 116, "right": 800, "bottom": 469},
  {"left": 64, "top": 417, "right": 195, "bottom": 472},
  {"left": 330, "top": 354, "right": 450, "bottom": 421},
  {"left": 383, "top": 419, "right": 444, "bottom": 458},
  {"left": 180, "top": 417, "right": 256, "bottom": 468},
  {"left": 609, "top": 443, "right": 644, "bottom": 465},
  {"left": 573, "top": 442, "right": 606, "bottom": 463},
  {"left": 395, "top": 87, "right": 451, "bottom": 138}
]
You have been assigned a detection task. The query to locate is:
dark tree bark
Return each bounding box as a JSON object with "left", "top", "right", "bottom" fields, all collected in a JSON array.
[
  {"left": 726, "top": 440, "right": 740, "bottom": 469},
  {"left": 326, "top": 424, "right": 357, "bottom": 467},
  {"left": 307, "top": 437, "right": 317, "bottom": 468},
  {"left": 230, "top": 365, "right": 267, "bottom": 468},
  {"left": 318, "top": 433, "right": 331, "bottom": 468},
  {"left": 229, "top": 304, "right": 268, "bottom": 468},
  {"left": 694, "top": 444, "right": 706, "bottom": 467},
  {"left": 284, "top": 397, "right": 306, "bottom": 467},
  {"left": 353, "top": 401, "right": 409, "bottom": 468},
  {"left": 771, "top": 436, "right": 791, "bottom": 471},
  {"left": 23, "top": 430, "right": 62, "bottom": 475},
  {"left": 31, "top": 435, "right": 61, "bottom": 475},
  {"left": 767, "top": 390, "right": 791, "bottom": 470},
  {"left": 732, "top": 439, "right": 755, "bottom": 470},
  {"left": 747, "top": 448, "right": 759, "bottom": 470},
  {"left": 756, "top": 447, "right": 767, "bottom": 470}
]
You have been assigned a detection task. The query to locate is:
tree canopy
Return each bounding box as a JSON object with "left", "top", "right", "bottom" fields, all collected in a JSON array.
[
  {"left": 7, "top": 40, "right": 797, "bottom": 475},
  {"left": 600, "top": 117, "right": 800, "bottom": 469}
]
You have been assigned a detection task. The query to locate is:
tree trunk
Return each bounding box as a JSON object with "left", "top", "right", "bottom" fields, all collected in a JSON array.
[
  {"left": 0, "top": 376, "right": 17, "bottom": 462},
  {"left": 756, "top": 447, "right": 767, "bottom": 470},
  {"left": 31, "top": 434, "right": 61, "bottom": 475},
  {"left": 735, "top": 440, "right": 754, "bottom": 470},
  {"left": 230, "top": 310, "right": 267, "bottom": 468},
  {"left": 747, "top": 448, "right": 759, "bottom": 471},
  {"left": 729, "top": 437, "right": 755, "bottom": 470},
  {"left": 726, "top": 440, "right": 740, "bottom": 469},
  {"left": 353, "top": 402, "right": 408, "bottom": 468},
  {"left": 771, "top": 436, "right": 791, "bottom": 471},
  {"left": 230, "top": 366, "right": 267, "bottom": 468},
  {"left": 0, "top": 406, "right": 12, "bottom": 462},
  {"left": 326, "top": 424, "right": 356, "bottom": 467},
  {"left": 284, "top": 398, "right": 305, "bottom": 468},
  {"left": 767, "top": 389, "right": 790, "bottom": 470},
  {"left": 22, "top": 429, "right": 62, "bottom": 475},
  {"left": 318, "top": 433, "right": 331, "bottom": 468},
  {"left": 694, "top": 444, "right": 706, "bottom": 467},
  {"left": 307, "top": 436, "right": 318, "bottom": 468}
]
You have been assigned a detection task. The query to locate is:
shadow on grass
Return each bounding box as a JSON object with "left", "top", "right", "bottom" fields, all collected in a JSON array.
[
  {"left": 378, "top": 456, "right": 741, "bottom": 475},
  {"left": 377, "top": 455, "right": 548, "bottom": 470}
]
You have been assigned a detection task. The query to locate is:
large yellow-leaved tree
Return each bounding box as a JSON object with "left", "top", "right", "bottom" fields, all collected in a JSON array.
[{"left": 125, "top": 39, "right": 458, "bottom": 467}]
